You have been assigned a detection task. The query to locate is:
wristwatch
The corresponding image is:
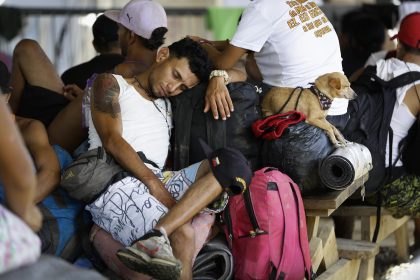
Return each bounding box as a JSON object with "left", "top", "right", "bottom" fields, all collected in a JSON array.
[{"left": 209, "top": 70, "right": 230, "bottom": 85}]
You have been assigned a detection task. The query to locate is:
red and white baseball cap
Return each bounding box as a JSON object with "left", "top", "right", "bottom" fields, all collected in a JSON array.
[
  {"left": 104, "top": 0, "right": 167, "bottom": 39},
  {"left": 391, "top": 12, "right": 420, "bottom": 49}
]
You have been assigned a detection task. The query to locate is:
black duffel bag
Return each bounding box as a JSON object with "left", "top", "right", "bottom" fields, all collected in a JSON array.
[{"left": 171, "top": 82, "right": 262, "bottom": 171}]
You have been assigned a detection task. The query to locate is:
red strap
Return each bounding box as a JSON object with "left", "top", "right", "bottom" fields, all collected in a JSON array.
[{"left": 252, "top": 111, "right": 305, "bottom": 140}]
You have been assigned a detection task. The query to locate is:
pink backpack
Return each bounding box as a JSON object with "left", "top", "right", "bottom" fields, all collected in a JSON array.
[{"left": 223, "top": 167, "right": 313, "bottom": 280}]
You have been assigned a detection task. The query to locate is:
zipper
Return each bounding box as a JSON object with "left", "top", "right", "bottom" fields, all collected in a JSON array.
[{"left": 238, "top": 231, "right": 268, "bottom": 238}]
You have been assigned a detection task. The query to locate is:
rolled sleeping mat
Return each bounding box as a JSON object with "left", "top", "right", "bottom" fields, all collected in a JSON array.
[{"left": 319, "top": 142, "right": 372, "bottom": 190}]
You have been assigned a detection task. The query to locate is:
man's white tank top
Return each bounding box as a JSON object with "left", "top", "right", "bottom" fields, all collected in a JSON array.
[{"left": 88, "top": 74, "right": 172, "bottom": 169}]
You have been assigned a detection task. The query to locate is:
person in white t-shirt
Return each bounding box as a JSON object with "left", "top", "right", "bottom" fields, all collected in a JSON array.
[{"left": 190, "top": 0, "right": 348, "bottom": 128}]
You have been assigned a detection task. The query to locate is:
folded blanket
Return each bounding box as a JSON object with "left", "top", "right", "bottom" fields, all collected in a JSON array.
[{"left": 319, "top": 142, "right": 372, "bottom": 190}]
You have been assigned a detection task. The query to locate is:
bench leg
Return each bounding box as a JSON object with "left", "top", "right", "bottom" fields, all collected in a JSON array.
[
  {"left": 307, "top": 216, "right": 320, "bottom": 239},
  {"left": 357, "top": 257, "right": 374, "bottom": 280},
  {"left": 394, "top": 221, "right": 409, "bottom": 262}
]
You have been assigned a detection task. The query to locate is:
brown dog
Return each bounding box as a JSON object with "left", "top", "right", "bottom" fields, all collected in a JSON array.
[{"left": 261, "top": 72, "right": 356, "bottom": 147}]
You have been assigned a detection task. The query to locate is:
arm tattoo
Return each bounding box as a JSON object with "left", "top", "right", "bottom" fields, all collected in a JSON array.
[{"left": 92, "top": 74, "right": 121, "bottom": 118}]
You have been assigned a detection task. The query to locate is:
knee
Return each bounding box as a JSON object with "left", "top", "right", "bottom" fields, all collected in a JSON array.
[{"left": 14, "top": 39, "right": 41, "bottom": 58}]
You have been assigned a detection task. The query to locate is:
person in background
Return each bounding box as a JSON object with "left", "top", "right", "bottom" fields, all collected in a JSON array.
[
  {"left": 337, "top": 12, "right": 420, "bottom": 244},
  {"left": 0, "top": 85, "right": 42, "bottom": 233},
  {"left": 190, "top": 0, "right": 348, "bottom": 130},
  {"left": 61, "top": 14, "right": 124, "bottom": 89},
  {"left": 8, "top": 0, "right": 169, "bottom": 154},
  {"left": 340, "top": 12, "right": 391, "bottom": 77}
]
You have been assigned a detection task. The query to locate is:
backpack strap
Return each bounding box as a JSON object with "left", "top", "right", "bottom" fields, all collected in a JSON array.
[
  {"left": 386, "top": 71, "right": 420, "bottom": 89},
  {"left": 275, "top": 177, "right": 313, "bottom": 280}
]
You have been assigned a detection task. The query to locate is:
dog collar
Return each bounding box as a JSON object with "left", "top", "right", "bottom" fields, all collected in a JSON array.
[{"left": 309, "top": 85, "right": 332, "bottom": 110}]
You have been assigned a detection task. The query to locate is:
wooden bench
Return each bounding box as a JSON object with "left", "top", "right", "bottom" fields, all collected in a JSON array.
[
  {"left": 303, "top": 174, "right": 369, "bottom": 278},
  {"left": 333, "top": 205, "right": 410, "bottom": 279},
  {"left": 304, "top": 174, "right": 369, "bottom": 239}
]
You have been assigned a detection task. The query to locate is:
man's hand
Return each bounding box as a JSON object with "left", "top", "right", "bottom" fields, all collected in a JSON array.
[
  {"left": 147, "top": 178, "right": 176, "bottom": 209},
  {"left": 205, "top": 77, "right": 234, "bottom": 120},
  {"left": 20, "top": 205, "right": 43, "bottom": 232},
  {"left": 63, "top": 84, "right": 84, "bottom": 101}
]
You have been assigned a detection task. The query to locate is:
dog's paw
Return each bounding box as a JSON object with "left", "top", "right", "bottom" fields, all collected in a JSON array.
[{"left": 334, "top": 141, "right": 346, "bottom": 148}]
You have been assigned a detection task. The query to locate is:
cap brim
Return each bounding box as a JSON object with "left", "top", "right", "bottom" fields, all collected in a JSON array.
[
  {"left": 199, "top": 138, "right": 213, "bottom": 157},
  {"left": 104, "top": 10, "right": 121, "bottom": 23}
]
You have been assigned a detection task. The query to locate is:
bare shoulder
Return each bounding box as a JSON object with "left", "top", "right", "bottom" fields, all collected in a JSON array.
[
  {"left": 404, "top": 84, "right": 420, "bottom": 117},
  {"left": 92, "top": 73, "right": 121, "bottom": 117}
]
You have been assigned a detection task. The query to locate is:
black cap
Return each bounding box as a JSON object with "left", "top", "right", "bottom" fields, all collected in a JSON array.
[
  {"left": 92, "top": 14, "right": 119, "bottom": 44},
  {"left": 0, "top": 61, "right": 11, "bottom": 94},
  {"left": 199, "top": 138, "right": 252, "bottom": 195}
]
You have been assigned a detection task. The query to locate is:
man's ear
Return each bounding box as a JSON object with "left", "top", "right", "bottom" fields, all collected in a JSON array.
[{"left": 156, "top": 47, "right": 170, "bottom": 62}]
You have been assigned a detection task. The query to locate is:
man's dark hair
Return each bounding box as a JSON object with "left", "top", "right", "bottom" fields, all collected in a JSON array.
[
  {"left": 168, "top": 37, "right": 213, "bottom": 83},
  {"left": 92, "top": 14, "right": 119, "bottom": 52},
  {"left": 138, "top": 27, "right": 168, "bottom": 50},
  {"left": 348, "top": 15, "right": 386, "bottom": 54}
]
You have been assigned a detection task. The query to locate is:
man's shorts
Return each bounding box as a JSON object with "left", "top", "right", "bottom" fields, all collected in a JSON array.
[
  {"left": 380, "top": 174, "right": 420, "bottom": 218},
  {"left": 86, "top": 162, "right": 202, "bottom": 246},
  {"left": 17, "top": 84, "right": 69, "bottom": 127}
]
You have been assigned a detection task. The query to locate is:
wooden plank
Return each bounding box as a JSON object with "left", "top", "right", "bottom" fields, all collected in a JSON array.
[
  {"left": 361, "top": 215, "right": 409, "bottom": 242},
  {"left": 319, "top": 224, "right": 339, "bottom": 270},
  {"left": 336, "top": 238, "right": 379, "bottom": 260},
  {"left": 303, "top": 174, "right": 368, "bottom": 210},
  {"left": 317, "top": 259, "right": 361, "bottom": 280},
  {"left": 358, "top": 258, "right": 375, "bottom": 280},
  {"left": 334, "top": 206, "right": 394, "bottom": 217},
  {"left": 310, "top": 237, "right": 323, "bottom": 273},
  {"left": 307, "top": 216, "right": 320, "bottom": 239},
  {"left": 306, "top": 209, "right": 334, "bottom": 217},
  {"left": 394, "top": 222, "right": 409, "bottom": 262}
]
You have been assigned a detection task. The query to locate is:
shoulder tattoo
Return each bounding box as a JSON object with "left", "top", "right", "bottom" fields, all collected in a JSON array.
[{"left": 92, "top": 74, "right": 121, "bottom": 118}]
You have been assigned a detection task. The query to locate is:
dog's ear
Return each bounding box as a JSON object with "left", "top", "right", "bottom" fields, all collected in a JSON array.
[{"left": 328, "top": 76, "right": 342, "bottom": 90}]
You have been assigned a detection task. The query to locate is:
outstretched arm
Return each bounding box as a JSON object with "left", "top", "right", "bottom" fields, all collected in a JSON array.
[
  {"left": 16, "top": 117, "right": 61, "bottom": 203},
  {"left": 0, "top": 99, "right": 42, "bottom": 231},
  {"left": 189, "top": 36, "right": 247, "bottom": 70},
  {"left": 190, "top": 37, "right": 248, "bottom": 119},
  {"left": 91, "top": 73, "right": 176, "bottom": 208}
]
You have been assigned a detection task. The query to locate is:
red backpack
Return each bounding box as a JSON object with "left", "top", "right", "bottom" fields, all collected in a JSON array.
[{"left": 223, "top": 167, "right": 313, "bottom": 280}]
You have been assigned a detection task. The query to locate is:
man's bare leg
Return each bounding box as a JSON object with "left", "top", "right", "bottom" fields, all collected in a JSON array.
[
  {"left": 10, "top": 39, "right": 87, "bottom": 153},
  {"left": 117, "top": 161, "right": 222, "bottom": 279},
  {"left": 48, "top": 95, "right": 87, "bottom": 153},
  {"left": 170, "top": 223, "right": 195, "bottom": 280},
  {"left": 9, "top": 39, "right": 64, "bottom": 113},
  {"left": 156, "top": 160, "right": 222, "bottom": 236}
]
